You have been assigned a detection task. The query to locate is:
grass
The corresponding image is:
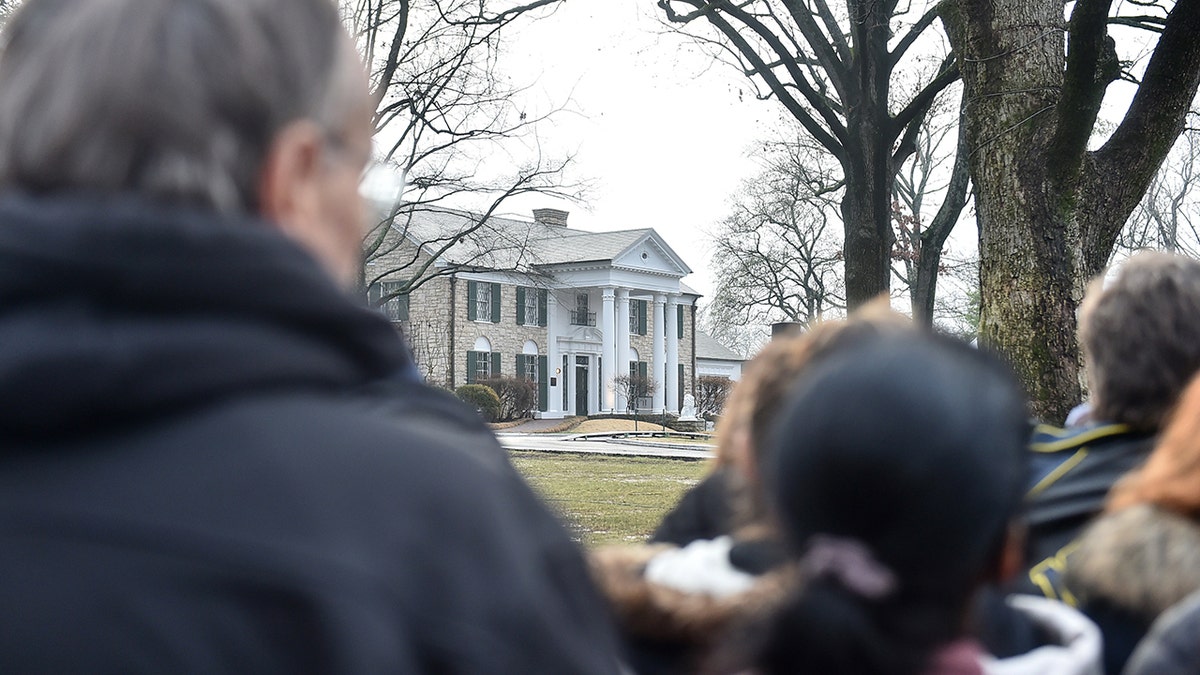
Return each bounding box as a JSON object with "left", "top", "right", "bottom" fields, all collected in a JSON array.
[{"left": 509, "top": 450, "right": 711, "bottom": 547}]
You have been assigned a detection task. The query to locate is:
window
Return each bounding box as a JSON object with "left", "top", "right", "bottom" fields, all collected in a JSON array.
[
  {"left": 629, "top": 299, "right": 647, "bottom": 335},
  {"left": 367, "top": 281, "right": 409, "bottom": 321},
  {"left": 523, "top": 289, "right": 539, "bottom": 325},
  {"left": 466, "top": 350, "right": 500, "bottom": 384},
  {"left": 475, "top": 282, "right": 492, "bottom": 322},
  {"left": 467, "top": 280, "right": 501, "bottom": 323},
  {"left": 571, "top": 292, "right": 595, "bottom": 326},
  {"left": 521, "top": 354, "right": 538, "bottom": 382}
]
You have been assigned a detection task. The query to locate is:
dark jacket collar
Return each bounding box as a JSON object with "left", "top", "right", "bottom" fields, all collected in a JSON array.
[{"left": 0, "top": 192, "right": 414, "bottom": 439}]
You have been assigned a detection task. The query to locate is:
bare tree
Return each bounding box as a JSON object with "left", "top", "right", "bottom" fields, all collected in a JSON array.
[
  {"left": 612, "top": 374, "right": 658, "bottom": 415},
  {"left": 890, "top": 87, "right": 972, "bottom": 324},
  {"left": 1115, "top": 120, "right": 1200, "bottom": 258},
  {"left": 707, "top": 134, "right": 845, "bottom": 334},
  {"left": 694, "top": 376, "right": 733, "bottom": 420},
  {"left": 943, "top": 0, "right": 1200, "bottom": 420},
  {"left": 341, "top": 0, "right": 579, "bottom": 306},
  {"left": 658, "top": 0, "right": 961, "bottom": 308}
]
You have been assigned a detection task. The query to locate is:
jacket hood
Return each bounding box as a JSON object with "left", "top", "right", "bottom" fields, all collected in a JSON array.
[
  {"left": 981, "top": 595, "right": 1102, "bottom": 675},
  {"left": 0, "top": 193, "right": 412, "bottom": 439},
  {"left": 1065, "top": 504, "right": 1200, "bottom": 620},
  {"left": 589, "top": 541, "right": 791, "bottom": 648}
]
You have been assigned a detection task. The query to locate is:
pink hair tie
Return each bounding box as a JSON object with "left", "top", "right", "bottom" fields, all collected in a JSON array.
[{"left": 800, "top": 535, "right": 897, "bottom": 599}]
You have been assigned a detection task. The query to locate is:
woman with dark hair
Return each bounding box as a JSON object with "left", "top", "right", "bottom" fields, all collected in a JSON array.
[{"left": 713, "top": 334, "right": 1101, "bottom": 675}]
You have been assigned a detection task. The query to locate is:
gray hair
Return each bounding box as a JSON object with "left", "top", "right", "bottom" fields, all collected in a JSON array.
[
  {"left": 0, "top": 0, "right": 352, "bottom": 213},
  {"left": 1080, "top": 251, "right": 1200, "bottom": 431}
]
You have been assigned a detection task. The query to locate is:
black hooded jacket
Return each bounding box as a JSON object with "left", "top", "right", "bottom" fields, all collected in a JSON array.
[{"left": 0, "top": 194, "right": 621, "bottom": 674}]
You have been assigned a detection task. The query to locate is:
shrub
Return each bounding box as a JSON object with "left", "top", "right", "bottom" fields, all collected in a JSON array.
[
  {"left": 481, "top": 376, "right": 537, "bottom": 422},
  {"left": 455, "top": 384, "right": 502, "bottom": 422}
]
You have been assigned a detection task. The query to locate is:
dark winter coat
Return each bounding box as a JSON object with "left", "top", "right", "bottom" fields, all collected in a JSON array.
[
  {"left": 0, "top": 194, "right": 621, "bottom": 674},
  {"left": 650, "top": 468, "right": 738, "bottom": 547},
  {"left": 1061, "top": 504, "right": 1200, "bottom": 674},
  {"left": 1018, "top": 423, "right": 1155, "bottom": 597}
]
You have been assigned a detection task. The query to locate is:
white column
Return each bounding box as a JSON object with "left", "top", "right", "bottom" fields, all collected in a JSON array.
[
  {"left": 590, "top": 353, "right": 600, "bottom": 415},
  {"left": 565, "top": 351, "right": 575, "bottom": 416},
  {"left": 544, "top": 292, "right": 562, "bottom": 417},
  {"left": 652, "top": 293, "right": 666, "bottom": 412},
  {"left": 665, "top": 294, "right": 680, "bottom": 414},
  {"left": 600, "top": 287, "right": 616, "bottom": 413},
  {"left": 615, "top": 289, "right": 631, "bottom": 412}
]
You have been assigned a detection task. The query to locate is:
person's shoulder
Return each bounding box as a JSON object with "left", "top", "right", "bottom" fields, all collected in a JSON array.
[{"left": 1028, "top": 422, "right": 1141, "bottom": 455}]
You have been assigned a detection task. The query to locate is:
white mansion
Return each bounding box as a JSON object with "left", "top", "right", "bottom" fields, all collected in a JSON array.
[{"left": 367, "top": 207, "right": 741, "bottom": 418}]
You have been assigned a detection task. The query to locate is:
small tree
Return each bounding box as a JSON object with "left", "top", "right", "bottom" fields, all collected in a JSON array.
[
  {"left": 481, "top": 376, "right": 537, "bottom": 422},
  {"left": 612, "top": 374, "right": 658, "bottom": 430},
  {"left": 695, "top": 376, "right": 733, "bottom": 421}
]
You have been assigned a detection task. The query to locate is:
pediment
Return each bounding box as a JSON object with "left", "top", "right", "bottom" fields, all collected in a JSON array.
[{"left": 612, "top": 232, "right": 691, "bottom": 276}]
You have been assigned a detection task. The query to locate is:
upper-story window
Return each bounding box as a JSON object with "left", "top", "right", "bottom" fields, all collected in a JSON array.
[
  {"left": 629, "top": 299, "right": 647, "bottom": 335},
  {"left": 524, "top": 289, "right": 539, "bottom": 325},
  {"left": 476, "top": 282, "right": 492, "bottom": 321},
  {"left": 467, "top": 280, "right": 500, "bottom": 323},
  {"left": 367, "top": 281, "right": 409, "bottom": 322},
  {"left": 571, "top": 292, "right": 595, "bottom": 326}
]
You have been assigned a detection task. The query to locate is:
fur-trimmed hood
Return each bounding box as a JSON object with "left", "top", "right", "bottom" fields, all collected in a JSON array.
[
  {"left": 590, "top": 539, "right": 792, "bottom": 649},
  {"left": 1065, "top": 504, "right": 1200, "bottom": 620}
]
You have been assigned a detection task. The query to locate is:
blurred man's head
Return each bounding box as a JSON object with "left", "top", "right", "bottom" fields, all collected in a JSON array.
[
  {"left": 1079, "top": 251, "right": 1200, "bottom": 431},
  {"left": 0, "top": 0, "right": 372, "bottom": 285}
]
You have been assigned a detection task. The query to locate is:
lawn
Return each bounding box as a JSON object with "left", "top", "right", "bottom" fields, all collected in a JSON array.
[{"left": 509, "top": 450, "right": 712, "bottom": 547}]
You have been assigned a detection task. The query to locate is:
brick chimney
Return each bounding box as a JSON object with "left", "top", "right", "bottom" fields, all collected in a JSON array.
[{"left": 533, "top": 208, "right": 569, "bottom": 227}]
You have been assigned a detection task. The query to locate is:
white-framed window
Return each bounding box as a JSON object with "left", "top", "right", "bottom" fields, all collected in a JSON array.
[
  {"left": 476, "top": 281, "right": 492, "bottom": 322},
  {"left": 524, "top": 289, "right": 539, "bottom": 326}
]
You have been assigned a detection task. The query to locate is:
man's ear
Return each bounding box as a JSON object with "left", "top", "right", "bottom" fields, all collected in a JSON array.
[{"left": 257, "top": 120, "right": 325, "bottom": 232}]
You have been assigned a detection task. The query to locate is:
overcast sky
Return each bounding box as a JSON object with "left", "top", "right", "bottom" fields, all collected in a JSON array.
[{"left": 488, "top": 0, "right": 783, "bottom": 300}]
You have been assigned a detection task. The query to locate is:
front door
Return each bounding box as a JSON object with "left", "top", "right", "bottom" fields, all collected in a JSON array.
[{"left": 575, "top": 356, "right": 589, "bottom": 415}]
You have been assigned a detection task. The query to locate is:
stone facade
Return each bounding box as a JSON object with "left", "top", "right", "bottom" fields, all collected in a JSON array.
[{"left": 365, "top": 207, "right": 701, "bottom": 417}]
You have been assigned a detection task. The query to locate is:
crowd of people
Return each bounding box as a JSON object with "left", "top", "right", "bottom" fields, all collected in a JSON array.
[{"left": 1, "top": 0, "right": 1199, "bottom": 673}]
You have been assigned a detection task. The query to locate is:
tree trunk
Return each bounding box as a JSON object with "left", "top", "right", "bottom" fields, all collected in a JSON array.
[
  {"left": 943, "top": 0, "right": 1081, "bottom": 423},
  {"left": 841, "top": 122, "right": 894, "bottom": 309}
]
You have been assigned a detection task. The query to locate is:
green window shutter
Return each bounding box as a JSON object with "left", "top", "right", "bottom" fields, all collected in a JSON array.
[
  {"left": 491, "top": 284, "right": 501, "bottom": 323},
  {"left": 677, "top": 305, "right": 684, "bottom": 339},
  {"left": 515, "top": 353, "right": 524, "bottom": 378},
  {"left": 638, "top": 361, "right": 648, "bottom": 379},
  {"left": 538, "top": 356, "right": 548, "bottom": 411},
  {"left": 678, "top": 363, "right": 685, "bottom": 410},
  {"left": 538, "top": 290, "right": 547, "bottom": 327},
  {"left": 367, "top": 283, "right": 381, "bottom": 306},
  {"left": 516, "top": 287, "right": 526, "bottom": 326},
  {"left": 466, "top": 351, "right": 478, "bottom": 384},
  {"left": 637, "top": 300, "right": 647, "bottom": 336},
  {"left": 467, "top": 281, "right": 478, "bottom": 321},
  {"left": 398, "top": 295, "right": 410, "bottom": 322},
  {"left": 491, "top": 351, "right": 501, "bottom": 376}
]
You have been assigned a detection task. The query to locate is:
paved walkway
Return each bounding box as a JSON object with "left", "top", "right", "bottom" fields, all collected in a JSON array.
[{"left": 497, "top": 432, "right": 714, "bottom": 460}]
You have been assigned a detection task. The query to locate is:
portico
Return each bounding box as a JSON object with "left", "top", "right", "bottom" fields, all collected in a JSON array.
[{"left": 536, "top": 231, "right": 695, "bottom": 419}]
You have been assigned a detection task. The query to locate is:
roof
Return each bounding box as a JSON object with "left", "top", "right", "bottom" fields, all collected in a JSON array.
[
  {"left": 695, "top": 330, "right": 744, "bottom": 362},
  {"left": 389, "top": 206, "right": 689, "bottom": 274}
]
